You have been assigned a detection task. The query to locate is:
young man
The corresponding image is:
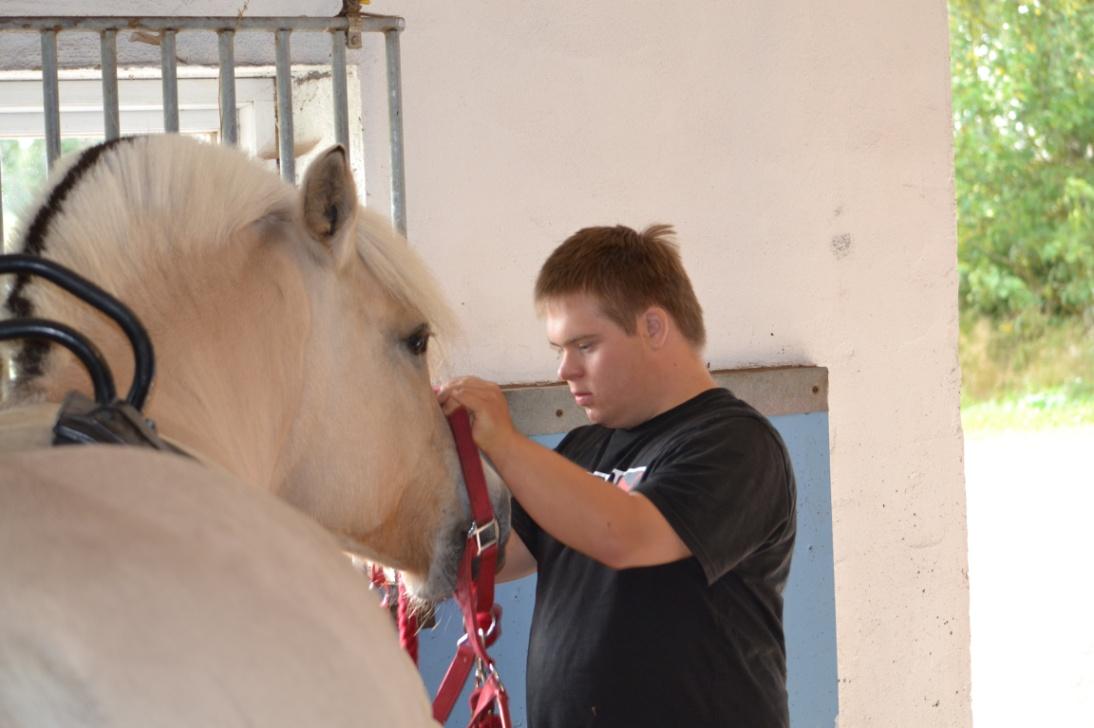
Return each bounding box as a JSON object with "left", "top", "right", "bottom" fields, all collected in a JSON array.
[{"left": 438, "top": 224, "right": 796, "bottom": 727}]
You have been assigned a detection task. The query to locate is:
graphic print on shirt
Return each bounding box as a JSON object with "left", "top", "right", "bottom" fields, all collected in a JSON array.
[{"left": 592, "top": 466, "right": 647, "bottom": 491}]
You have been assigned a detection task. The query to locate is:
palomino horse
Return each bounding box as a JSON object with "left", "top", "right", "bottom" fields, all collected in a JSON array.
[{"left": 0, "top": 135, "right": 509, "bottom": 726}]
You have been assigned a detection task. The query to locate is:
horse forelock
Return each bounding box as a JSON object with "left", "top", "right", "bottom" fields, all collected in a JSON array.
[{"left": 352, "top": 210, "right": 460, "bottom": 371}]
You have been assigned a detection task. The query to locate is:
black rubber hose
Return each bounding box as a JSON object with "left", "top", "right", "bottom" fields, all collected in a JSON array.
[
  {"left": 0, "top": 318, "right": 116, "bottom": 405},
  {"left": 0, "top": 254, "right": 153, "bottom": 410}
]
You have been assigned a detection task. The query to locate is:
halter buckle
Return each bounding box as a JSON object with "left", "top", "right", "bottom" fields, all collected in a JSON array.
[{"left": 469, "top": 518, "right": 499, "bottom": 555}]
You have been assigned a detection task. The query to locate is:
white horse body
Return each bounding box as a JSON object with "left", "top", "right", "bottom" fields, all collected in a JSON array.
[
  {"left": 0, "top": 135, "right": 507, "bottom": 725},
  {"left": 0, "top": 447, "right": 437, "bottom": 727}
]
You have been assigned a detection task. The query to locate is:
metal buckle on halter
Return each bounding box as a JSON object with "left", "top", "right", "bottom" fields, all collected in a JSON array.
[
  {"left": 467, "top": 649, "right": 501, "bottom": 690},
  {"left": 468, "top": 518, "right": 499, "bottom": 555},
  {"left": 480, "top": 611, "right": 500, "bottom": 644},
  {"left": 455, "top": 612, "right": 499, "bottom": 650},
  {"left": 474, "top": 662, "right": 511, "bottom": 728}
]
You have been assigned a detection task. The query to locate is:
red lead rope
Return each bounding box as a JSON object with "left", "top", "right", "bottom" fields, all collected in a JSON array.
[{"left": 396, "top": 407, "right": 510, "bottom": 728}]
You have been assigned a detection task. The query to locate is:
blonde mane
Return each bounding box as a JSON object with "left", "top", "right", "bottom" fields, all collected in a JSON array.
[{"left": 2, "top": 135, "right": 456, "bottom": 380}]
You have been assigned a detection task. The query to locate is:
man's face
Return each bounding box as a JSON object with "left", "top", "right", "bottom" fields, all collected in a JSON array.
[{"left": 544, "top": 293, "right": 650, "bottom": 429}]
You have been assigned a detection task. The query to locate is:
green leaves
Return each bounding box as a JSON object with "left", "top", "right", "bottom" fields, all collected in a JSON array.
[{"left": 951, "top": 0, "right": 1094, "bottom": 321}]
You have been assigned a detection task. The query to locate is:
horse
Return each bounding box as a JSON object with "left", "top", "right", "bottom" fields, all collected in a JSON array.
[{"left": 0, "top": 134, "right": 510, "bottom": 726}]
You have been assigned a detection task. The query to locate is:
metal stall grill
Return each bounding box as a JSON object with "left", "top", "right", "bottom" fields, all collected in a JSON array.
[{"left": 0, "top": 10, "right": 409, "bottom": 241}]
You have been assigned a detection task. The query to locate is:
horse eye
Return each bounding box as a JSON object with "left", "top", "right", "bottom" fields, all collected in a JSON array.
[{"left": 405, "top": 328, "right": 430, "bottom": 356}]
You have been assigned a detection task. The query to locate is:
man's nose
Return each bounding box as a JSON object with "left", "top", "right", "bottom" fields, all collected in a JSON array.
[{"left": 557, "top": 350, "right": 581, "bottom": 382}]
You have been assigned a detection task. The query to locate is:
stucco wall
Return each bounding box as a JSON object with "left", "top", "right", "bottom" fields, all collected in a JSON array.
[
  {"left": 3, "top": 2, "right": 971, "bottom": 725},
  {"left": 361, "top": 4, "right": 970, "bottom": 724}
]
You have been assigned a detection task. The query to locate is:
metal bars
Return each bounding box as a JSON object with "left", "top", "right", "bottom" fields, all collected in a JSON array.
[
  {"left": 217, "top": 31, "right": 238, "bottom": 146},
  {"left": 40, "top": 30, "right": 61, "bottom": 168},
  {"left": 100, "top": 30, "right": 120, "bottom": 140},
  {"left": 274, "top": 29, "right": 295, "bottom": 183},
  {"left": 0, "top": 13, "right": 410, "bottom": 243},
  {"left": 0, "top": 17, "right": 402, "bottom": 33},
  {"left": 331, "top": 30, "right": 350, "bottom": 150},
  {"left": 385, "top": 29, "right": 407, "bottom": 235},
  {"left": 160, "top": 30, "right": 179, "bottom": 133}
]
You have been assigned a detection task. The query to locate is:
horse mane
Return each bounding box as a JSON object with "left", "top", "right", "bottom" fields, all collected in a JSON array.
[
  {"left": 6, "top": 135, "right": 294, "bottom": 284},
  {"left": 1, "top": 135, "right": 457, "bottom": 381}
]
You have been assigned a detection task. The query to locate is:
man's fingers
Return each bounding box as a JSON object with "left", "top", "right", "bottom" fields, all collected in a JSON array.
[
  {"left": 436, "top": 377, "right": 500, "bottom": 421},
  {"left": 435, "top": 379, "right": 464, "bottom": 405},
  {"left": 438, "top": 382, "right": 476, "bottom": 413}
]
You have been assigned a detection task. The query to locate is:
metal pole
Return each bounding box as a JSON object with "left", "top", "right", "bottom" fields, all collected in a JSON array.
[
  {"left": 40, "top": 30, "right": 61, "bottom": 169},
  {"left": 218, "top": 30, "right": 238, "bottom": 145},
  {"left": 100, "top": 30, "right": 120, "bottom": 140},
  {"left": 160, "top": 29, "right": 179, "bottom": 133},
  {"left": 1, "top": 153, "right": 5, "bottom": 250},
  {"left": 0, "top": 16, "right": 403, "bottom": 33},
  {"left": 275, "top": 28, "right": 295, "bottom": 183},
  {"left": 331, "top": 29, "right": 350, "bottom": 152},
  {"left": 384, "top": 28, "right": 406, "bottom": 235}
]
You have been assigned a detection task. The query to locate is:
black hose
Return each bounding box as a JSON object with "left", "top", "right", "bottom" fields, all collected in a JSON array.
[
  {"left": 0, "top": 318, "right": 116, "bottom": 405},
  {"left": 0, "top": 254, "right": 153, "bottom": 410}
]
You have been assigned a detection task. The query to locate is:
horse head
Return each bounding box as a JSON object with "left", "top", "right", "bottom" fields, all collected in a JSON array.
[
  {"left": 275, "top": 145, "right": 512, "bottom": 602},
  {"left": 1, "top": 135, "right": 509, "bottom": 604}
]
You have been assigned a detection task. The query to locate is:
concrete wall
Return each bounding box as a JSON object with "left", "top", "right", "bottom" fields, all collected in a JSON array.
[
  {"left": 2, "top": 2, "right": 971, "bottom": 725},
  {"left": 360, "top": 4, "right": 971, "bottom": 725}
]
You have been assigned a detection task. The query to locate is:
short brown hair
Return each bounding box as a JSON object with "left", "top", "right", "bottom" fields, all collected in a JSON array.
[{"left": 534, "top": 224, "right": 706, "bottom": 348}]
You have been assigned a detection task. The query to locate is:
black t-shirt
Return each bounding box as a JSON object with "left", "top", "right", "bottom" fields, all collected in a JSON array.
[{"left": 512, "top": 388, "right": 796, "bottom": 728}]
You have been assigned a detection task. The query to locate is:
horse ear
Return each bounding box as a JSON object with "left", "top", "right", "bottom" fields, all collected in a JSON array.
[{"left": 301, "top": 145, "right": 358, "bottom": 262}]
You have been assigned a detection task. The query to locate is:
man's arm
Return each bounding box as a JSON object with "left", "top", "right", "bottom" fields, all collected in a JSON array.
[
  {"left": 497, "top": 531, "right": 537, "bottom": 582},
  {"left": 438, "top": 377, "right": 691, "bottom": 570}
]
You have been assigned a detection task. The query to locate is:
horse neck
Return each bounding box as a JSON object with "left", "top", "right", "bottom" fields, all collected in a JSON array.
[{"left": 42, "top": 243, "right": 310, "bottom": 491}]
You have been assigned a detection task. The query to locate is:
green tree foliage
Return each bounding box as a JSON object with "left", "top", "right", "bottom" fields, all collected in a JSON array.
[{"left": 950, "top": 0, "right": 1094, "bottom": 321}]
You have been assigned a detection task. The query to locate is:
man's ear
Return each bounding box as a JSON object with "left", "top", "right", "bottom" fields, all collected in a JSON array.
[
  {"left": 300, "top": 145, "right": 358, "bottom": 266},
  {"left": 642, "top": 307, "right": 671, "bottom": 349}
]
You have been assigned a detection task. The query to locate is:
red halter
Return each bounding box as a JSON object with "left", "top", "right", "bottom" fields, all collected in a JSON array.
[{"left": 394, "top": 407, "right": 511, "bottom": 728}]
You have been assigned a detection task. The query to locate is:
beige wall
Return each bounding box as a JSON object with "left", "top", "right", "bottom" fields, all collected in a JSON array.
[
  {"left": 359, "top": 3, "right": 971, "bottom": 725},
  {"left": 4, "top": 2, "right": 971, "bottom": 724}
]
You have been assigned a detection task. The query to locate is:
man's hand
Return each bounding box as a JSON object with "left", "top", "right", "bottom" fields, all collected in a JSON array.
[
  {"left": 436, "top": 376, "right": 518, "bottom": 457},
  {"left": 438, "top": 376, "right": 691, "bottom": 571}
]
